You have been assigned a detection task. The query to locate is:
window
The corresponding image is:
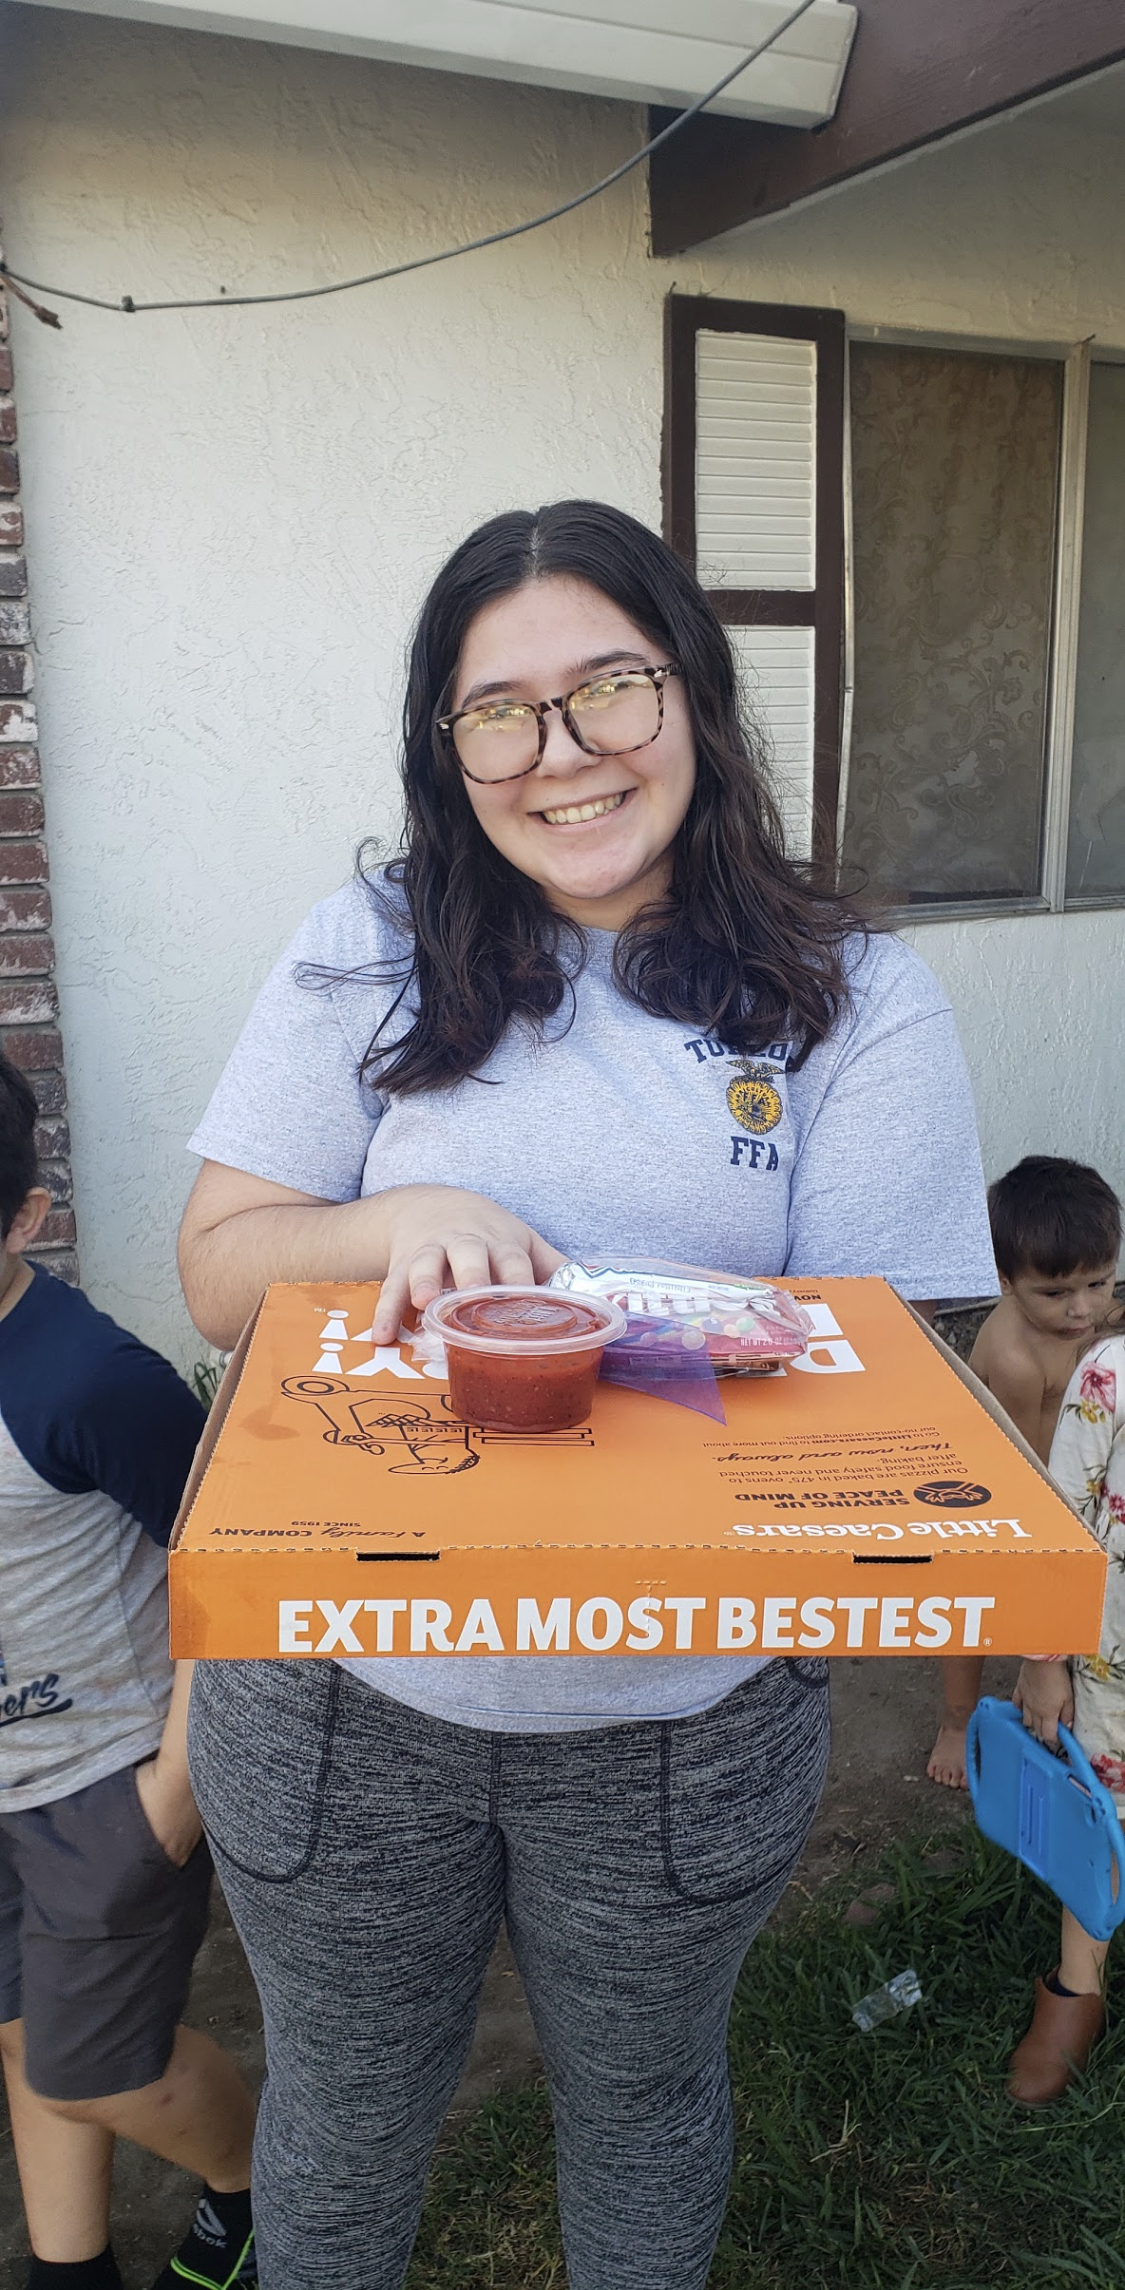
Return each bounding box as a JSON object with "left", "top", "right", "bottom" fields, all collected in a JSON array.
[
  {"left": 664, "top": 294, "right": 1125, "bottom": 915},
  {"left": 842, "top": 343, "right": 1062, "bottom": 907},
  {"left": 663, "top": 296, "right": 844, "bottom": 863}
]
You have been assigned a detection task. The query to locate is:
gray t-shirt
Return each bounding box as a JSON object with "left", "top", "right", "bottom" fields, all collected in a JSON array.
[{"left": 190, "top": 875, "right": 997, "bottom": 1731}]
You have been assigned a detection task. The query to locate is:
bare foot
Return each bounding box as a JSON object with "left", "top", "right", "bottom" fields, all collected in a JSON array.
[{"left": 927, "top": 1719, "right": 970, "bottom": 1790}]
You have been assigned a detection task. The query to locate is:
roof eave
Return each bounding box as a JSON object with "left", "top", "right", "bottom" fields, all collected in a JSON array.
[{"left": 649, "top": 0, "right": 1125, "bottom": 256}]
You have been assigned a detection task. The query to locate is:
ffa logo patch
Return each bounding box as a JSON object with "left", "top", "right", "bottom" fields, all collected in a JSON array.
[{"left": 726, "top": 1060, "right": 784, "bottom": 1136}]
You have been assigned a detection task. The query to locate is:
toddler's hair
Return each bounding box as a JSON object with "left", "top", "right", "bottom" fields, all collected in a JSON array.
[
  {"left": 0, "top": 1049, "right": 40, "bottom": 1240},
  {"left": 989, "top": 1155, "right": 1121, "bottom": 1281}
]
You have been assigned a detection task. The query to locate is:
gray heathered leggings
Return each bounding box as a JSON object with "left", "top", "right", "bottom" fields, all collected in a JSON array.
[{"left": 188, "top": 1657, "right": 830, "bottom": 2290}]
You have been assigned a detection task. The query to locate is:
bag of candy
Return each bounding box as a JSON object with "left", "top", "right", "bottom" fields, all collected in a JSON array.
[
  {"left": 547, "top": 1259, "right": 810, "bottom": 1420},
  {"left": 549, "top": 1259, "right": 810, "bottom": 1374}
]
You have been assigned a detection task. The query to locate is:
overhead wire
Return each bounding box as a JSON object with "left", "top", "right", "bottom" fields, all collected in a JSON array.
[{"left": 0, "top": 0, "right": 819, "bottom": 323}]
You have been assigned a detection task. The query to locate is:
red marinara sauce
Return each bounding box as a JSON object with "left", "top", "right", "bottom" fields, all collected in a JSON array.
[{"left": 433, "top": 1292, "right": 614, "bottom": 1432}]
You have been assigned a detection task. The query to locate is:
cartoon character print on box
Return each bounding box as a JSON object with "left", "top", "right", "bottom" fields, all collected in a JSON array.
[
  {"left": 283, "top": 1379, "right": 480, "bottom": 1475},
  {"left": 680, "top": 1035, "right": 792, "bottom": 1177},
  {"left": 1048, "top": 1336, "right": 1125, "bottom": 1816},
  {"left": 280, "top": 1308, "right": 596, "bottom": 1475}
]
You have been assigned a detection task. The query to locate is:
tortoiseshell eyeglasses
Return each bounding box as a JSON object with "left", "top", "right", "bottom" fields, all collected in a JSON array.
[{"left": 437, "top": 663, "right": 681, "bottom": 785}]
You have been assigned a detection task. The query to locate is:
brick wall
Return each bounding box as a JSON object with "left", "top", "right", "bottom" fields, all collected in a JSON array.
[{"left": 0, "top": 263, "right": 78, "bottom": 1281}]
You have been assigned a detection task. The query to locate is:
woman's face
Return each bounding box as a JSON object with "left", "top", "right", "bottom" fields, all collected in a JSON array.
[{"left": 449, "top": 575, "right": 697, "bottom": 929}]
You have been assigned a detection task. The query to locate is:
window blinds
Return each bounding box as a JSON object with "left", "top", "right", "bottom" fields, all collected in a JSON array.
[{"left": 695, "top": 331, "right": 817, "bottom": 590}]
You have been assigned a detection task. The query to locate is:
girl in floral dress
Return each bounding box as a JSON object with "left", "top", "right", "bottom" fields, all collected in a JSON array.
[{"left": 1007, "top": 1337, "right": 1125, "bottom": 2103}]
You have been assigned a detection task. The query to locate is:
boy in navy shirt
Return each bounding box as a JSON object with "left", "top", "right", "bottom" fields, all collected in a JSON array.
[{"left": 0, "top": 1054, "right": 256, "bottom": 2290}]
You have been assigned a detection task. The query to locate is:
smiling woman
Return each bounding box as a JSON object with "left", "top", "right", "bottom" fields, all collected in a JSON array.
[
  {"left": 449, "top": 589, "right": 694, "bottom": 923},
  {"left": 177, "top": 498, "right": 997, "bottom": 2290},
  {"left": 318, "top": 499, "right": 868, "bottom": 1118}
]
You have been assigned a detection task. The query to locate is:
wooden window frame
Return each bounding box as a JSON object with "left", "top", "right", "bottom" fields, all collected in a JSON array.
[{"left": 662, "top": 292, "right": 846, "bottom": 870}]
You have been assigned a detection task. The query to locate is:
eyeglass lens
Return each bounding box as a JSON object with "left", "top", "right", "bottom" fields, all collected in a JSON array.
[{"left": 452, "top": 671, "right": 662, "bottom": 782}]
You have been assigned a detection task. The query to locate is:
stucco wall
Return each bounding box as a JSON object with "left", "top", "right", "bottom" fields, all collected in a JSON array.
[{"left": 1, "top": 7, "right": 1123, "bottom": 1363}]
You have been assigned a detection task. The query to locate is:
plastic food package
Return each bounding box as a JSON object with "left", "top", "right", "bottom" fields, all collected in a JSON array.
[
  {"left": 546, "top": 1259, "right": 812, "bottom": 1423},
  {"left": 420, "top": 1287, "right": 626, "bottom": 1433},
  {"left": 548, "top": 1259, "right": 811, "bottom": 1376}
]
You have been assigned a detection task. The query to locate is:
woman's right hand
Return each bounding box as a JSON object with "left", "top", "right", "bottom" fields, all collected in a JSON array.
[
  {"left": 179, "top": 1162, "right": 567, "bottom": 1351},
  {"left": 371, "top": 1184, "right": 565, "bottom": 1343}
]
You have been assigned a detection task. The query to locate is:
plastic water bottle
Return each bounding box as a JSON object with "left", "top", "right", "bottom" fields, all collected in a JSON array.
[{"left": 851, "top": 1968, "right": 923, "bottom": 2032}]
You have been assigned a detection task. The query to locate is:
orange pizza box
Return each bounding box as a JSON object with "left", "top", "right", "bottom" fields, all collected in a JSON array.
[{"left": 169, "top": 1277, "right": 1106, "bottom": 1662}]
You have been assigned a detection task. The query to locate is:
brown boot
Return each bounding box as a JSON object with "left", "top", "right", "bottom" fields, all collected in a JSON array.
[{"left": 1006, "top": 1975, "right": 1105, "bottom": 2105}]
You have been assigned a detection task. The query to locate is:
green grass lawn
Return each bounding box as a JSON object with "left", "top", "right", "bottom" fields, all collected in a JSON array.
[{"left": 406, "top": 1828, "right": 1125, "bottom": 2290}]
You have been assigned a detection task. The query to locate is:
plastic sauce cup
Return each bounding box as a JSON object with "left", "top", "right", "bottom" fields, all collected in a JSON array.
[{"left": 422, "top": 1287, "right": 627, "bottom": 1432}]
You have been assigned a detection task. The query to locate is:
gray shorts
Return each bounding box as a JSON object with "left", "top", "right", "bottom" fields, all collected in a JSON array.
[{"left": 0, "top": 1759, "right": 213, "bottom": 2101}]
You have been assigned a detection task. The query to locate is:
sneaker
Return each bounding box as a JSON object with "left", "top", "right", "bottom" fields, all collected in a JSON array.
[{"left": 149, "top": 2213, "right": 256, "bottom": 2290}]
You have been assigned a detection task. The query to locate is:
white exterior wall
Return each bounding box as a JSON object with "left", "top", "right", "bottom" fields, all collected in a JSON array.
[{"left": 1, "top": 7, "right": 1123, "bottom": 1362}]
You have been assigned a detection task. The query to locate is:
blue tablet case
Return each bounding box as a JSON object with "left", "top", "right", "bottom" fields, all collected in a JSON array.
[{"left": 966, "top": 1696, "right": 1125, "bottom": 1942}]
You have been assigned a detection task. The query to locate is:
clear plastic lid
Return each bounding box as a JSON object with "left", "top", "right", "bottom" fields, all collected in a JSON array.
[{"left": 422, "top": 1286, "right": 627, "bottom": 1358}]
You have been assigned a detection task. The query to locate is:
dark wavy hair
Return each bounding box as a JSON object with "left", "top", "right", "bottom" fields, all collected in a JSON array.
[{"left": 351, "top": 499, "right": 862, "bottom": 1093}]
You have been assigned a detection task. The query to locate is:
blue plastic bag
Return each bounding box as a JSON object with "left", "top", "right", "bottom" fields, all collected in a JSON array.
[{"left": 966, "top": 1695, "right": 1125, "bottom": 1942}]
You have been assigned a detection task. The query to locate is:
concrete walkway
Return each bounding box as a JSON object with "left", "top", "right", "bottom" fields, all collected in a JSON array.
[{"left": 0, "top": 1656, "right": 1017, "bottom": 2288}]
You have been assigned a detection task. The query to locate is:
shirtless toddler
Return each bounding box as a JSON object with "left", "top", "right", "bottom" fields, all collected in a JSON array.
[{"left": 927, "top": 1155, "right": 1120, "bottom": 1789}]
